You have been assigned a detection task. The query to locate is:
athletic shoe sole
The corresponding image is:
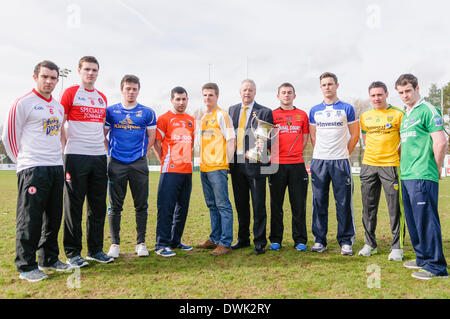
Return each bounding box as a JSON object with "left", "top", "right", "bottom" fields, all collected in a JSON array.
[
  {"left": 38, "top": 265, "right": 73, "bottom": 272},
  {"left": 411, "top": 272, "right": 448, "bottom": 280},
  {"left": 358, "top": 249, "right": 377, "bottom": 257},
  {"left": 67, "top": 261, "right": 89, "bottom": 268},
  {"left": 85, "top": 256, "right": 114, "bottom": 264},
  {"left": 311, "top": 247, "right": 327, "bottom": 253},
  {"left": 19, "top": 274, "right": 48, "bottom": 282},
  {"left": 403, "top": 262, "right": 422, "bottom": 269},
  {"left": 388, "top": 256, "right": 403, "bottom": 261},
  {"left": 341, "top": 251, "right": 353, "bottom": 256},
  {"left": 136, "top": 252, "right": 150, "bottom": 257}
]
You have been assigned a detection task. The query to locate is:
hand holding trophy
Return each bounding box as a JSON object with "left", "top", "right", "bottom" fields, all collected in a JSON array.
[{"left": 245, "top": 112, "right": 279, "bottom": 162}]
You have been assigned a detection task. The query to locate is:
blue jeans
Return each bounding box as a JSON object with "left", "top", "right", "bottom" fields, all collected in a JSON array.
[{"left": 200, "top": 170, "right": 233, "bottom": 247}]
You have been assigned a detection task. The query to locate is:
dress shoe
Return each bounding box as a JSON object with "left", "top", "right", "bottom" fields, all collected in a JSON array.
[
  {"left": 231, "top": 240, "right": 250, "bottom": 249},
  {"left": 254, "top": 245, "right": 266, "bottom": 255},
  {"left": 210, "top": 245, "right": 232, "bottom": 256},
  {"left": 196, "top": 239, "right": 217, "bottom": 249}
]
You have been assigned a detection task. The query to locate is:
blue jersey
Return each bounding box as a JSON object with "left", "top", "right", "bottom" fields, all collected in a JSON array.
[
  {"left": 105, "top": 103, "right": 156, "bottom": 164},
  {"left": 309, "top": 100, "right": 356, "bottom": 160}
]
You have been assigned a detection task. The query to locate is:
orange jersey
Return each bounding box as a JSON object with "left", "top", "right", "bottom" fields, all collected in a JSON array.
[{"left": 156, "top": 111, "right": 195, "bottom": 173}]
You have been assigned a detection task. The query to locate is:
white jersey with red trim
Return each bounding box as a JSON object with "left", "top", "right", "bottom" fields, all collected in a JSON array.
[
  {"left": 1, "top": 89, "right": 65, "bottom": 173},
  {"left": 60, "top": 85, "right": 107, "bottom": 155}
]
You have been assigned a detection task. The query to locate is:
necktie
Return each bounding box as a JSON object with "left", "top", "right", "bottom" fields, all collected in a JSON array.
[{"left": 237, "top": 106, "right": 248, "bottom": 153}]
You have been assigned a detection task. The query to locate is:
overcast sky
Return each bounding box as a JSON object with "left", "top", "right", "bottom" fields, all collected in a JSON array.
[{"left": 0, "top": 0, "right": 449, "bottom": 122}]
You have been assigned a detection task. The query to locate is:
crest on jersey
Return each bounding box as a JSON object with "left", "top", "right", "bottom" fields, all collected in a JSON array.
[
  {"left": 43, "top": 117, "right": 61, "bottom": 136},
  {"left": 387, "top": 116, "right": 393, "bottom": 122},
  {"left": 98, "top": 98, "right": 104, "bottom": 105},
  {"left": 434, "top": 117, "right": 443, "bottom": 127}
]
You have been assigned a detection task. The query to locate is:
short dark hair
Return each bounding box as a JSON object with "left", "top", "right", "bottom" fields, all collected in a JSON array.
[
  {"left": 278, "top": 82, "right": 295, "bottom": 94},
  {"left": 34, "top": 60, "right": 59, "bottom": 77},
  {"left": 368, "top": 81, "right": 388, "bottom": 93},
  {"left": 171, "top": 86, "right": 188, "bottom": 99},
  {"left": 120, "top": 74, "right": 140, "bottom": 90},
  {"left": 319, "top": 72, "right": 338, "bottom": 84},
  {"left": 78, "top": 56, "right": 99, "bottom": 69},
  {"left": 395, "top": 74, "right": 418, "bottom": 89},
  {"left": 202, "top": 82, "right": 219, "bottom": 96}
]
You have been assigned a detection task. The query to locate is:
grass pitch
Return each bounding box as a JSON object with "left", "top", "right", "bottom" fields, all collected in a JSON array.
[{"left": 0, "top": 170, "right": 448, "bottom": 299}]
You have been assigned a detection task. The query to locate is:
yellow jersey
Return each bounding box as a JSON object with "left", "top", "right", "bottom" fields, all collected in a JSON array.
[
  {"left": 200, "top": 107, "right": 235, "bottom": 172},
  {"left": 360, "top": 105, "right": 405, "bottom": 166}
]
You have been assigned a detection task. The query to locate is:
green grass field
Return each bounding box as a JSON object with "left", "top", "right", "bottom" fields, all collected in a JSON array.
[{"left": 0, "top": 170, "right": 448, "bottom": 299}]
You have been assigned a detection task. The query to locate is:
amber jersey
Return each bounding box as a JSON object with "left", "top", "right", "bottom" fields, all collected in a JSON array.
[
  {"left": 200, "top": 107, "right": 235, "bottom": 172},
  {"left": 360, "top": 105, "right": 404, "bottom": 166}
]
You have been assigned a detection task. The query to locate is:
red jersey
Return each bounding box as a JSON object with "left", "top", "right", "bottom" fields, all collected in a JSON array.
[
  {"left": 271, "top": 107, "right": 309, "bottom": 164},
  {"left": 156, "top": 111, "right": 195, "bottom": 173},
  {"left": 60, "top": 85, "right": 107, "bottom": 155}
]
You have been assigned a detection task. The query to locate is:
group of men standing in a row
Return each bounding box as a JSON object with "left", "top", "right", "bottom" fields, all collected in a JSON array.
[{"left": 2, "top": 56, "right": 447, "bottom": 284}]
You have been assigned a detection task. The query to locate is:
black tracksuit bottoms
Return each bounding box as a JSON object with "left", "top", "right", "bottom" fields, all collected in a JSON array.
[
  {"left": 63, "top": 154, "right": 108, "bottom": 258},
  {"left": 15, "top": 166, "right": 64, "bottom": 273},
  {"left": 269, "top": 163, "right": 309, "bottom": 246}
]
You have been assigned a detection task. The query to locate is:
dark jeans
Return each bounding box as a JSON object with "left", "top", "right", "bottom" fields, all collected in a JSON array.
[
  {"left": 108, "top": 156, "right": 149, "bottom": 245},
  {"left": 63, "top": 154, "right": 108, "bottom": 258},
  {"left": 269, "top": 163, "right": 308, "bottom": 246},
  {"left": 15, "top": 166, "right": 64, "bottom": 272},
  {"left": 156, "top": 173, "right": 192, "bottom": 250}
]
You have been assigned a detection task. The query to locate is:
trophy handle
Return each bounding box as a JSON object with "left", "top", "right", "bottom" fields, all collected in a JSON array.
[
  {"left": 250, "top": 113, "right": 258, "bottom": 137},
  {"left": 269, "top": 124, "right": 280, "bottom": 140}
]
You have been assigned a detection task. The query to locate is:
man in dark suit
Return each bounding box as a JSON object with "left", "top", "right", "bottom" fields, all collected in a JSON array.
[{"left": 228, "top": 79, "right": 274, "bottom": 255}]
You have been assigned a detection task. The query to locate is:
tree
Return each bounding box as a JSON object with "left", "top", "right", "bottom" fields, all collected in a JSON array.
[{"left": 425, "top": 82, "right": 450, "bottom": 136}]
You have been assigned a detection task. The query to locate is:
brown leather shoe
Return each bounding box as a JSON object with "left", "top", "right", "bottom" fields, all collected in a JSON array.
[
  {"left": 210, "top": 245, "right": 232, "bottom": 256},
  {"left": 196, "top": 239, "right": 217, "bottom": 249}
]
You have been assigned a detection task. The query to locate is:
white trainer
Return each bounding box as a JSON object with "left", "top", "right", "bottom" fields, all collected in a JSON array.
[
  {"left": 358, "top": 244, "right": 377, "bottom": 257},
  {"left": 341, "top": 244, "right": 353, "bottom": 256},
  {"left": 388, "top": 248, "right": 403, "bottom": 261},
  {"left": 311, "top": 242, "right": 327, "bottom": 253},
  {"left": 136, "top": 243, "right": 149, "bottom": 257},
  {"left": 107, "top": 244, "right": 120, "bottom": 258}
]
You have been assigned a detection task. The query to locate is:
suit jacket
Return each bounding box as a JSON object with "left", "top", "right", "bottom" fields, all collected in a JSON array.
[{"left": 228, "top": 101, "right": 273, "bottom": 178}]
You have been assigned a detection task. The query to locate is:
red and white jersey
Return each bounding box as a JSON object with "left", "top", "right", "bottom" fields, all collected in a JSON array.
[
  {"left": 2, "top": 89, "right": 65, "bottom": 173},
  {"left": 60, "top": 85, "right": 107, "bottom": 155}
]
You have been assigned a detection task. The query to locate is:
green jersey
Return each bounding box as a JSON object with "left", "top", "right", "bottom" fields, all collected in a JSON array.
[{"left": 399, "top": 98, "right": 444, "bottom": 183}]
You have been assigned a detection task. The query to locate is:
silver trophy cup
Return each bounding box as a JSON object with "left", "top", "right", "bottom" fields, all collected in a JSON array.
[{"left": 245, "top": 114, "right": 279, "bottom": 162}]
